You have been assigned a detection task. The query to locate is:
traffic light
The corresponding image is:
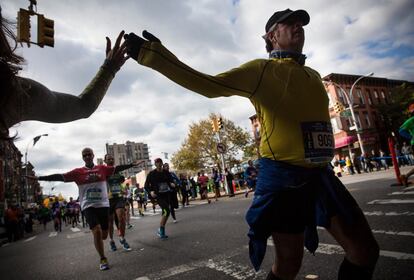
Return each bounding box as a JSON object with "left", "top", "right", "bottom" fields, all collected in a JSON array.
[
  {"left": 217, "top": 117, "right": 224, "bottom": 130},
  {"left": 211, "top": 118, "right": 219, "bottom": 132},
  {"left": 38, "top": 14, "right": 54, "bottom": 47},
  {"left": 333, "top": 101, "right": 344, "bottom": 114},
  {"left": 17, "top": 9, "right": 31, "bottom": 44}
]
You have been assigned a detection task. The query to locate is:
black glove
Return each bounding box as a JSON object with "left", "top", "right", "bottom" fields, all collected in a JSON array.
[{"left": 124, "top": 30, "right": 161, "bottom": 61}]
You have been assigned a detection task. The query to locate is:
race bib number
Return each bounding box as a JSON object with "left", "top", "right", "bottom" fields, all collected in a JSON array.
[
  {"left": 86, "top": 188, "right": 103, "bottom": 201},
  {"left": 110, "top": 184, "right": 122, "bottom": 195},
  {"left": 158, "top": 182, "right": 170, "bottom": 193},
  {"left": 302, "top": 122, "right": 334, "bottom": 163}
]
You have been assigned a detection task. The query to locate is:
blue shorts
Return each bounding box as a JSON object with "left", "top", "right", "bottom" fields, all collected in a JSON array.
[
  {"left": 246, "top": 158, "right": 361, "bottom": 271},
  {"left": 249, "top": 158, "right": 359, "bottom": 234}
]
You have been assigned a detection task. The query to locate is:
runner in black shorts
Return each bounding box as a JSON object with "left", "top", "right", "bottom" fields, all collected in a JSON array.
[
  {"left": 144, "top": 158, "right": 175, "bottom": 239},
  {"left": 32, "top": 148, "right": 139, "bottom": 271},
  {"left": 83, "top": 207, "right": 109, "bottom": 231},
  {"left": 104, "top": 154, "right": 132, "bottom": 252}
]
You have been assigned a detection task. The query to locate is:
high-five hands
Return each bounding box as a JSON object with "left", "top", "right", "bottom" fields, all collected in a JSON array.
[
  {"left": 123, "top": 30, "right": 161, "bottom": 61},
  {"left": 105, "top": 30, "right": 130, "bottom": 73}
]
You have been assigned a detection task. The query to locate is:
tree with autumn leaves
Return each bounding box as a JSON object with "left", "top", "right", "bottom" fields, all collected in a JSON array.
[{"left": 170, "top": 113, "right": 256, "bottom": 173}]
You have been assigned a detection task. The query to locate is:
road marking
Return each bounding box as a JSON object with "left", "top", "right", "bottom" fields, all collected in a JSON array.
[
  {"left": 372, "top": 230, "right": 414, "bottom": 237},
  {"left": 381, "top": 250, "right": 414, "bottom": 260},
  {"left": 316, "top": 243, "right": 414, "bottom": 260},
  {"left": 364, "top": 211, "right": 414, "bottom": 216},
  {"left": 267, "top": 241, "right": 414, "bottom": 260},
  {"left": 133, "top": 247, "right": 266, "bottom": 280},
  {"left": 305, "top": 275, "right": 319, "bottom": 279},
  {"left": 205, "top": 258, "right": 259, "bottom": 280},
  {"left": 70, "top": 227, "right": 81, "bottom": 232},
  {"left": 49, "top": 232, "right": 58, "bottom": 237},
  {"left": 404, "top": 186, "right": 414, "bottom": 191},
  {"left": 388, "top": 191, "right": 414, "bottom": 195},
  {"left": 367, "top": 199, "right": 414, "bottom": 205},
  {"left": 131, "top": 216, "right": 142, "bottom": 220},
  {"left": 318, "top": 224, "right": 414, "bottom": 237},
  {"left": 24, "top": 236, "right": 37, "bottom": 242},
  {"left": 67, "top": 232, "right": 85, "bottom": 239}
]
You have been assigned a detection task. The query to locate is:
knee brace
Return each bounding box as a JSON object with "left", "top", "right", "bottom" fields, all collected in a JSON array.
[{"left": 338, "top": 258, "right": 374, "bottom": 280}]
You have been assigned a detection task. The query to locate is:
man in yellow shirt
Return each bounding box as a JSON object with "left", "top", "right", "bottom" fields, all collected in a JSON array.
[{"left": 124, "top": 8, "right": 378, "bottom": 280}]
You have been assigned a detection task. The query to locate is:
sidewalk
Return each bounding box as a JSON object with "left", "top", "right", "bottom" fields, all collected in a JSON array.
[{"left": 0, "top": 220, "right": 44, "bottom": 247}]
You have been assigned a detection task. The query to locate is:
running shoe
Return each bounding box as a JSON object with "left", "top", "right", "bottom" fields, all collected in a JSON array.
[
  {"left": 99, "top": 258, "right": 110, "bottom": 271},
  {"left": 173, "top": 219, "right": 177, "bottom": 223},
  {"left": 120, "top": 238, "right": 132, "bottom": 251},
  {"left": 109, "top": 240, "right": 117, "bottom": 251},
  {"left": 157, "top": 229, "right": 168, "bottom": 239}
]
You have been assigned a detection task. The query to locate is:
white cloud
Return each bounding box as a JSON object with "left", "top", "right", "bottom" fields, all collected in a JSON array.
[{"left": 4, "top": 0, "right": 413, "bottom": 199}]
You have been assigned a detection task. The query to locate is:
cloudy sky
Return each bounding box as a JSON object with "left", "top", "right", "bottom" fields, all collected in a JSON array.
[{"left": 4, "top": 0, "right": 414, "bottom": 199}]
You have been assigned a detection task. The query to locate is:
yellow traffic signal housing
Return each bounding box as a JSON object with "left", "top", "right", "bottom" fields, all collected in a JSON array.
[
  {"left": 17, "top": 9, "right": 31, "bottom": 44},
  {"left": 211, "top": 118, "right": 219, "bottom": 132},
  {"left": 38, "top": 14, "right": 54, "bottom": 47},
  {"left": 217, "top": 117, "right": 224, "bottom": 130},
  {"left": 333, "top": 101, "right": 344, "bottom": 114}
]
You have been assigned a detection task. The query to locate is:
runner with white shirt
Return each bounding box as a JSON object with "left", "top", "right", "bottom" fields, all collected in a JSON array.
[{"left": 29, "top": 147, "right": 138, "bottom": 271}]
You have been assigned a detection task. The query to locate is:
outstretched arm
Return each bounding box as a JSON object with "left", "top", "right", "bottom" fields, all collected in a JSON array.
[
  {"left": 114, "top": 160, "right": 145, "bottom": 173},
  {"left": 124, "top": 31, "right": 264, "bottom": 99},
  {"left": 26, "top": 174, "right": 65, "bottom": 181},
  {"left": 7, "top": 31, "right": 128, "bottom": 127}
]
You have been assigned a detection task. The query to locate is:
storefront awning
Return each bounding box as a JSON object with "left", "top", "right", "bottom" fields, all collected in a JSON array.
[{"left": 335, "top": 135, "right": 356, "bottom": 149}]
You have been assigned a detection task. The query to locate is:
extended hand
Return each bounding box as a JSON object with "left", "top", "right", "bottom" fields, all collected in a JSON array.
[
  {"left": 105, "top": 30, "right": 129, "bottom": 73},
  {"left": 124, "top": 30, "right": 161, "bottom": 61},
  {"left": 132, "top": 160, "right": 146, "bottom": 166}
]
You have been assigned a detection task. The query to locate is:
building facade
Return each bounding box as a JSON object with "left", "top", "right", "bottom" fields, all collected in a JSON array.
[
  {"left": 0, "top": 140, "right": 23, "bottom": 219},
  {"left": 249, "top": 114, "right": 261, "bottom": 158},
  {"left": 105, "top": 141, "right": 151, "bottom": 178},
  {"left": 323, "top": 73, "right": 410, "bottom": 159}
]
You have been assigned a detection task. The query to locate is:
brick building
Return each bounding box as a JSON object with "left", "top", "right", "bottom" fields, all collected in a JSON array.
[
  {"left": 323, "top": 73, "right": 411, "bottom": 158},
  {"left": 0, "top": 140, "right": 23, "bottom": 213}
]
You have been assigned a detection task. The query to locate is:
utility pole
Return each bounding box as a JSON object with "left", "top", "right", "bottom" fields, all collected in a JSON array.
[{"left": 212, "top": 116, "right": 229, "bottom": 194}]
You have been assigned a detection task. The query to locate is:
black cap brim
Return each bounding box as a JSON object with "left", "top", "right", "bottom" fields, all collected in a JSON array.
[
  {"left": 266, "top": 9, "right": 310, "bottom": 32},
  {"left": 284, "top": 10, "right": 309, "bottom": 24}
]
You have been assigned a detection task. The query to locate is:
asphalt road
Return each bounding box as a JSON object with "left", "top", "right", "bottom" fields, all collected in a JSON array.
[{"left": 1, "top": 167, "right": 413, "bottom": 280}]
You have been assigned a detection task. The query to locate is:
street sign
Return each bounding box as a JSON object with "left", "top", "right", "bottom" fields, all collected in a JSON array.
[
  {"left": 340, "top": 110, "right": 352, "bottom": 117},
  {"left": 217, "top": 143, "right": 226, "bottom": 154}
]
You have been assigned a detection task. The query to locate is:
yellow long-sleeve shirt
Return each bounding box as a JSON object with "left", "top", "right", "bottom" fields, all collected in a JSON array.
[{"left": 138, "top": 42, "right": 334, "bottom": 167}]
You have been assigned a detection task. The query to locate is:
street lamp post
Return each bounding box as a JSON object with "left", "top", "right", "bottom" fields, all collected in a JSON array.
[
  {"left": 24, "top": 134, "right": 48, "bottom": 205},
  {"left": 326, "top": 72, "right": 374, "bottom": 157}
]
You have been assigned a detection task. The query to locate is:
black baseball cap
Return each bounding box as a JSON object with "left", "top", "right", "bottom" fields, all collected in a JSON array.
[{"left": 265, "top": 9, "right": 310, "bottom": 32}]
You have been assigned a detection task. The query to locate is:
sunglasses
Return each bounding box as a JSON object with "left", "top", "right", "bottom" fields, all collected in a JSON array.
[{"left": 82, "top": 153, "right": 93, "bottom": 158}]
